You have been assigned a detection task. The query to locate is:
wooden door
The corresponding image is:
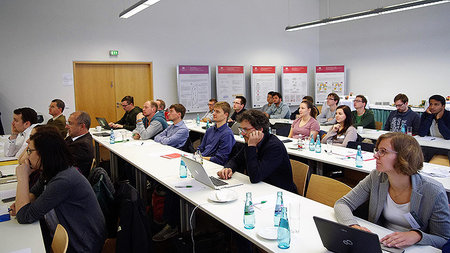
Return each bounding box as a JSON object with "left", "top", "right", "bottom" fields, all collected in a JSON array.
[
  {"left": 74, "top": 64, "right": 116, "bottom": 125},
  {"left": 73, "top": 62, "right": 153, "bottom": 126},
  {"left": 114, "top": 64, "right": 153, "bottom": 119}
]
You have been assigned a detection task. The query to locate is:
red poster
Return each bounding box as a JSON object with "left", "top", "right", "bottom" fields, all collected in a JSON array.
[
  {"left": 283, "top": 66, "right": 307, "bottom": 73},
  {"left": 316, "top": 65, "right": 345, "bottom": 73},
  {"left": 218, "top": 66, "right": 244, "bottom": 74},
  {"left": 252, "top": 66, "right": 276, "bottom": 74}
]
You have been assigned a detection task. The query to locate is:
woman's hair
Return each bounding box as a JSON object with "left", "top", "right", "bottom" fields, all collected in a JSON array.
[
  {"left": 30, "top": 131, "right": 74, "bottom": 181},
  {"left": 300, "top": 101, "right": 317, "bottom": 118},
  {"left": 336, "top": 105, "right": 353, "bottom": 135},
  {"left": 375, "top": 132, "right": 423, "bottom": 176}
]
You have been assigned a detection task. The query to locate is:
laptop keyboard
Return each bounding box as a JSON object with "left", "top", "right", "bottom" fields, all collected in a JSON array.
[{"left": 209, "top": 176, "right": 228, "bottom": 186}]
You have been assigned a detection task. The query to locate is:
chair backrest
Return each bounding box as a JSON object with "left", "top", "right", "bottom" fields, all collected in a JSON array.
[
  {"left": 52, "top": 224, "right": 69, "bottom": 253},
  {"left": 375, "top": 121, "right": 383, "bottom": 130},
  {"left": 290, "top": 160, "right": 309, "bottom": 196},
  {"left": 306, "top": 174, "right": 352, "bottom": 207},
  {"left": 429, "top": 154, "right": 450, "bottom": 167}
]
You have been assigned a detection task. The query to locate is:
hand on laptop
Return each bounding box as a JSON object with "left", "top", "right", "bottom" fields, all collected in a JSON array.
[
  {"left": 350, "top": 224, "right": 371, "bottom": 233},
  {"left": 217, "top": 168, "right": 233, "bottom": 180},
  {"left": 380, "top": 231, "right": 421, "bottom": 248}
]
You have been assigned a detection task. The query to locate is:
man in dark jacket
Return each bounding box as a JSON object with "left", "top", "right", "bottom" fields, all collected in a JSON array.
[
  {"left": 109, "top": 96, "right": 142, "bottom": 131},
  {"left": 384, "top": 93, "right": 420, "bottom": 134},
  {"left": 217, "top": 109, "right": 297, "bottom": 193},
  {"left": 65, "top": 111, "right": 94, "bottom": 178},
  {"left": 419, "top": 94, "right": 450, "bottom": 140}
]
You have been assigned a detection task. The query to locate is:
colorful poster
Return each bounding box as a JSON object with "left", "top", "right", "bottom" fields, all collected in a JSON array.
[
  {"left": 315, "top": 65, "right": 345, "bottom": 104},
  {"left": 216, "top": 65, "right": 245, "bottom": 105},
  {"left": 251, "top": 66, "right": 277, "bottom": 108},
  {"left": 282, "top": 66, "right": 308, "bottom": 106},
  {"left": 177, "top": 65, "right": 211, "bottom": 113}
]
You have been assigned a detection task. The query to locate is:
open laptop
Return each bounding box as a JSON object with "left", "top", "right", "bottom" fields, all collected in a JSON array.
[
  {"left": 96, "top": 117, "right": 112, "bottom": 130},
  {"left": 313, "top": 216, "right": 404, "bottom": 253},
  {"left": 230, "top": 122, "right": 241, "bottom": 135},
  {"left": 181, "top": 156, "right": 231, "bottom": 190}
]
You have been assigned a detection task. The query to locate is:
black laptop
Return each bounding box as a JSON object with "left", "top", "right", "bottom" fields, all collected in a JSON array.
[
  {"left": 96, "top": 117, "right": 112, "bottom": 130},
  {"left": 313, "top": 216, "right": 404, "bottom": 253}
]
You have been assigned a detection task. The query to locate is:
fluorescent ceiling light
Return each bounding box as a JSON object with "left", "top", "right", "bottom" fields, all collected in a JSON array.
[
  {"left": 285, "top": 0, "right": 450, "bottom": 31},
  {"left": 119, "top": 0, "right": 160, "bottom": 19}
]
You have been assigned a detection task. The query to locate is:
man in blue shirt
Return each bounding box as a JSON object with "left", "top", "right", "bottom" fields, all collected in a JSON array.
[
  {"left": 154, "top": 104, "right": 189, "bottom": 148},
  {"left": 198, "top": 101, "right": 235, "bottom": 165},
  {"left": 265, "top": 92, "right": 291, "bottom": 119}
]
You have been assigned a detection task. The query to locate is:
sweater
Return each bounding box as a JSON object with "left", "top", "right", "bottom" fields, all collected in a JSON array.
[
  {"left": 384, "top": 108, "right": 420, "bottom": 134},
  {"left": 418, "top": 110, "right": 450, "bottom": 140},
  {"left": 352, "top": 109, "right": 375, "bottom": 129}
]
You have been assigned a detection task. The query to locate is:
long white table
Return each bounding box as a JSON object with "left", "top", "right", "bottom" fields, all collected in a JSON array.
[
  {"left": 185, "top": 121, "right": 450, "bottom": 193},
  {"left": 93, "top": 129, "right": 440, "bottom": 252}
]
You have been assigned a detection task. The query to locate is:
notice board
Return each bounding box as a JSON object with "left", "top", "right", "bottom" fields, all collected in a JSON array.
[
  {"left": 251, "top": 66, "right": 277, "bottom": 108},
  {"left": 216, "top": 65, "right": 245, "bottom": 105},
  {"left": 177, "top": 65, "right": 211, "bottom": 113},
  {"left": 281, "top": 66, "right": 308, "bottom": 106},
  {"left": 315, "top": 65, "right": 345, "bottom": 105}
]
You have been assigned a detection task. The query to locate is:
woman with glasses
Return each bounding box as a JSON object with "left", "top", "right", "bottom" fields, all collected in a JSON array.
[
  {"left": 335, "top": 132, "right": 450, "bottom": 249},
  {"left": 322, "top": 105, "right": 357, "bottom": 147},
  {"left": 9, "top": 131, "right": 106, "bottom": 252},
  {"left": 288, "top": 100, "right": 320, "bottom": 140}
]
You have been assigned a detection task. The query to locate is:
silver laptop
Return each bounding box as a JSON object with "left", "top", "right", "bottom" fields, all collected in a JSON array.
[{"left": 181, "top": 156, "right": 230, "bottom": 190}]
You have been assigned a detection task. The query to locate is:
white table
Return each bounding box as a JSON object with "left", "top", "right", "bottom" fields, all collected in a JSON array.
[{"left": 92, "top": 129, "right": 440, "bottom": 252}]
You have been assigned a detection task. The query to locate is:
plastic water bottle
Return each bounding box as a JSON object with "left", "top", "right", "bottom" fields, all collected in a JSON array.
[
  {"left": 401, "top": 124, "right": 406, "bottom": 134},
  {"left": 356, "top": 145, "right": 363, "bottom": 168},
  {"left": 309, "top": 134, "right": 315, "bottom": 151},
  {"left": 109, "top": 129, "right": 115, "bottom": 144},
  {"left": 315, "top": 137, "right": 321, "bottom": 153},
  {"left": 297, "top": 138, "right": 302, "bottom": 150},
  {"left": 206, "top": 119, "right": 210, "bottom": 129},
  {"left": 196, "top": 113, "right": 200, "bottom": 126},
  {"left": 269, "top": 127, "right": 272, "bottom": 134},
  {"left": 277, "top": 207, "right": 290, "bottom": 249},
  {"left": 179, "top": 156, "right": 187, "bottom": 178},
  {"left": 243, "top": 192, "right": 255, "bottom": 229},
  {"left": 274, "top": 191, "right": 284, "bottom": 226}
]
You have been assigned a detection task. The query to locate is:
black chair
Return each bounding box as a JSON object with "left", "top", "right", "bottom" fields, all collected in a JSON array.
[
  {"left": 179, "top": 136, "right": 195, "bottom": 153},
  {"left": 36, "top": 114, "right": 44, "bottom": 123},
  {"left": 346, "top": 141, "right": 375, "bottom": 152},
  {"left": 271, "top": 123, "right": 291, "bottom": 137}
]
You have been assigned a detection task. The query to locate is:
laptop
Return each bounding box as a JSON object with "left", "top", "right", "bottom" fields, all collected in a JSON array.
[
  {"left": 96, "top": 117, "right": 112, "bottom": 130},
  {"left": 313, "top": 216, "right": 404, "bottom": 253},
  {"left": 181, "top": 156, "right": 231, "bottom": 190},
  {"left": 230, "top": 122, "right": 241, "bottom": 135}
]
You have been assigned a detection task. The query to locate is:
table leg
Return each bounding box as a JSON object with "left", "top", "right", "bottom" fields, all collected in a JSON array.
[
  {"left": 94, "top": 141, "right": 100, "bottom": 168},
  {"left": 110, "top": 152, "right": 118, "bottom": 182},
  {"left": 135, "top": 170, "right": 147, "bottom": 203},
  {"left": 180, "top": 199, "right": 196, "bottom": 233},
  {"left": 316, "top": 162, "right": 323, "bottom": 176}
]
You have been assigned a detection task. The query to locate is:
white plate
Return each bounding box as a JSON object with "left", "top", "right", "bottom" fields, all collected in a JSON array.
[
  {"left": 257, "top": 227, "right": 278, "bottom": 240},
  {"left": 208, "top": 189, "right": 238, "bottom": 203}
]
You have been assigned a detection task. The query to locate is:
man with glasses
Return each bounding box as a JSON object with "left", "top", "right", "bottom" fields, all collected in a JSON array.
[
  {"left": 201, "top": 98, "right": 217, "bottom": 122},
  {"left": 47, "top": 99, "right": 67, "bottom": 137},
  {"left": 352, "top": 94, "right": 375, "bottom": 129},
  {"left": 384, "top": 94, "right": 420, "bottom": 134},
  {"left": 265, "top": 92, "right": 290, "bottom": 119},
  {"left": 197, "top": 102, "right": 235, "bottom": 165},
  {"left": 65, "top": 111, "right": 94, "bottom": 177},
  {"left": 4, "top": 107, "right": 38, "bottom": 157},
  {"left": 228, "top": 96, "right": 246, "bottom": 127},
  {"left": 108, "top": 96, "right": 142, "bottom": 131},
  {"left": 317, "top": 92, "right": 339, "bottom": 125},
  {"left": 217, "top": 109, "right": 297, "bottom": 193}
]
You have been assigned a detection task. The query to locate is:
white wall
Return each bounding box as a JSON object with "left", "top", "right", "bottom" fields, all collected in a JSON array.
[
  {"left": 0, "top": 0, "right": 320, "bottom": 131},
  {"left": 318, "top": 0, "right": 450, "bottom": 105}
]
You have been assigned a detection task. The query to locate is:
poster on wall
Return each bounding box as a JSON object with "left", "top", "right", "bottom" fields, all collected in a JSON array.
[
  {"left": 216, "top": 65, "right": 245, "bottom": 105},
  {"left": 281, "top": 66, "right": 308, "bottom": 106},
  {"left": 177, "top": 65, "right": 211, "bottom": 113},
  {"left": 251, "top": 66, "right": 277, "bottom": 108},
  {"left": 315, "top": 65, "right": 345, "bottom": 104}
]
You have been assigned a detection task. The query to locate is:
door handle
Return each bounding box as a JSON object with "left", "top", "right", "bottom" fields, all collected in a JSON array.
[
  {"left": 116, "top": 102, "right": 120, "bottom": 108},
  {"left": 110, "top": 81, "right": 113, "bottom": 88}
]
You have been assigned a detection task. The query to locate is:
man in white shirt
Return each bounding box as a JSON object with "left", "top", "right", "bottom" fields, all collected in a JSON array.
[{"left": 4, "top": 107, "right": 38, "bottom": 157}]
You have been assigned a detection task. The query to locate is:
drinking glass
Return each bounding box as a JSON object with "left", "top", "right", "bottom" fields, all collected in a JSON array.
[{"left": 289, "top": 202, "right": 300, "bottom": 233}]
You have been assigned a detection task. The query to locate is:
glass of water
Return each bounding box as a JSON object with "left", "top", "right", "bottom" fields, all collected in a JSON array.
[
  {"left": 289, "top": 202, "right": 300, "bottom": 233},
  {"left": 326, "top": 139, "right": 333, "bottom": 155}
]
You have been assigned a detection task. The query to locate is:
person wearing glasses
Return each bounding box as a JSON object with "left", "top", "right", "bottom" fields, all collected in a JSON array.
[
  {"left": 65, "top": 111, "right": 94, "bottom": 178},
  {"left": 46, "top": 99, "right": 67, "bottom": 137},
  {"left": 108, "top": 96, "right": 142, "bottom": 131},
  {"left": 217, "top": 109, "right": 297, "bottom": 193},
  {"left": 322, "top": 105, "right": 357, "bottom": 147},
  {"left": 228, "top": 96, "right": 246, "bottom": 127},
  {"left": 352, "top": 94, "right": 375, "bottom": 129},
  {"left": 288, "top": 101, "right": 320, "bottom": 140},
  {"left": 201, "top": 98, "right": 217, "bottom": 122},
  {"left": 335, "top": 132, "right": 450, "bottom": 249},
  {"left": 10, "top": 130, "right": 106, "bottom": 252},
  {"left": 317, "top": 93, "right": 340, "bottom": 125},
  {"left": 384, "top": 94, "right": 420, "bottom": 134}
]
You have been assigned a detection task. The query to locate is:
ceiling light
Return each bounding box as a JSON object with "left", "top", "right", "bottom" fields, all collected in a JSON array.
[{"left": 119, "top": 0, "right": 160, "bottom": 19}]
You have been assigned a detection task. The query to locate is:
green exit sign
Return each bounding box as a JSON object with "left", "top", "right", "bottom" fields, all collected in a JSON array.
[{"left": 109, "top": 50, "right": 119, "bottom": 56}]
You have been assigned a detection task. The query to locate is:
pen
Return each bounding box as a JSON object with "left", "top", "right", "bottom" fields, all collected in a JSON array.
[
  {"left": 252, "top": 201, "right": 267, "bottom": 206},
  {"left": 141, "top": 142, "right": 144, "bottom": 145},
  {"left": 175, "top": 185, "right": 192, "bottom": 188},
  {"left": 222, "top": 183, "right": 244, "bottom": 189}
]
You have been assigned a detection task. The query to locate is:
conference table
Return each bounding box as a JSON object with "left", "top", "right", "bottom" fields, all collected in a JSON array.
[
  {"left": 92, "top": 129, "right": 440, "bottom": 252},
  {"left": 0, "top": 137, "right": 46, "bottom": 253}
]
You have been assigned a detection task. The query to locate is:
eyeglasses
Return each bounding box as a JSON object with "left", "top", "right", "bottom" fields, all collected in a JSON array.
[
  {"left": 238, "top": 127, "right": 255, "bottom": 135},
  {"left": 26, "top": 147, "right": 37, "bottom": 155},
  {"left": 353, "top": 100, "right": 363, "bottom": 103},
  {"left": 121, "top": 103, "right": 129, "bottom": 107},
  {"left": 394, "top": 103, "right": 404, "bottom": 108},
  {"left": 373, "top": 148, "right": 397, "bottom": 157}
]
